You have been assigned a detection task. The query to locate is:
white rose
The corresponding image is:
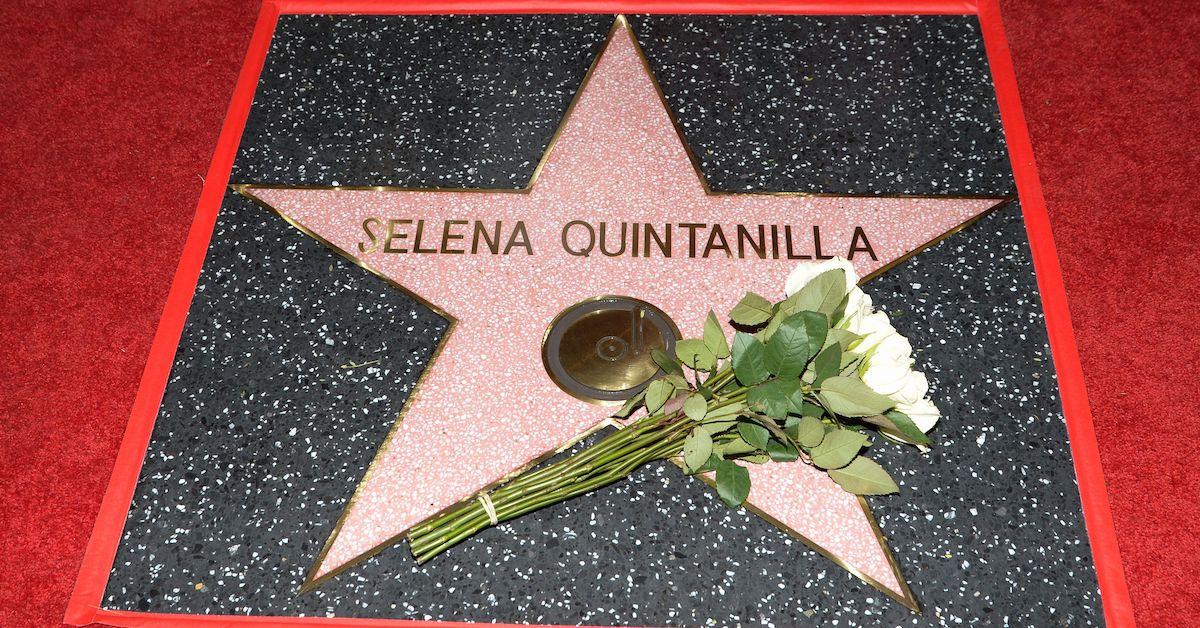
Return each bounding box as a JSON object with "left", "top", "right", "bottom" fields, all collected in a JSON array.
[
  {"left": 862, "top": 355, "right": 927, "bottom": 405},
  {"left": 896, "top": 397, "right": 941, "bottom": 433},
  {"left": 784, "top": 257, "right": 860, "bottom": 296},
  {"left": 848, "top": 311, "right": 898, "bottom": 351},
  {"left": 892, "top": 370, "right": 929, "bottom": 406},
  {"left": 785, "top": 257, "right": 873, "bottom": 330},
  {"left": 840, "top": 288, "right": 873, "bottom": 328},
  {"left": 871, "top": 332, "right": 913, "bottom": 364}
]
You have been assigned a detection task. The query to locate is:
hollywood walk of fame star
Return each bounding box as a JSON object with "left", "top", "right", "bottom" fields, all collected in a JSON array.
[{"left": 237, "top": 15, "right": 1006, "bottom": 608}]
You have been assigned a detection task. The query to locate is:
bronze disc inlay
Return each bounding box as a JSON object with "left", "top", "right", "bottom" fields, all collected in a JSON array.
[{"left": 542, "top": 296, "right": 680, "bottom": 404}]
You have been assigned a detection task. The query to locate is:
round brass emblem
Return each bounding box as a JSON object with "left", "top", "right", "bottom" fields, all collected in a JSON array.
[{"left": 542, "top": 296, "right": 681, "bottom": 404}]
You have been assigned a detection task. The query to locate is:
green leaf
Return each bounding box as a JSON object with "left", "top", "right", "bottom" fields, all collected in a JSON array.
[
  {"left": 758, "top": 311, "right": 785, "bottom": 341},
  {"left": 748, "top": 414, "right": 797, "bottom": 448},
  {"left": 706, "top": 400, "right": 746, "bottom": 419},
  {"left": 748, "top": 378, "right": 798, "bottom": 419},
  {"left": 611, "top": 388, "right": 646, "bottom": 419},
  {"left": 717, "top": 437, "right": 759, "bottom": 457},
  {"left": 824, "top": 328, "right": 861, "bottom": 351},
  {"left": 839, "top": 352, "right": 863, "bottom": 375},
  {"left": 799, "top": 401, "right": 825, "bottom": 417},
  {"left": 715, "top": 460, "right": 751, "bottom": 507},
  {"left": 767, "top": 438, "right": 800, "bottom": 462},
  {"left": 651, "top": 348, "right": 684, "bottom": 377},
  {"left": 828, "top": 457, "right": 899, "bottom": 495},
  {"left": 703, "top": 310, "right": 730, "bottom": 358},
  {"left": 675, "top": 338, "right": 716, "bottom": 371},
  {"left": 731, "top": 332, "right": 770, "bottom": 386},
  {"left": 661, "top": 391, "right": 689, "bottom": 416},
  {"left": 784, "top": 415, "right": 800, "bottom": 438},
  {"left": 784, "top": 387, "right": 821, "bottom": 417},
  {"left": 818, "top": 376, "right": 895, "bottom": 417},
  {"left": 698, "top": 419, "right": 737, "bottom": 437},
  {"left": 664, "top": 373, "right": 690, "bottom": 389},
  {"left": 810, "top": 429, "right": 868, "bottom": 469},
  {"left": 812, "top": 343, "right": 841, "bottom": 385},
  {"left": 645, "top": 379, "right": 675, "bottom": 414},
  {"left": 795, "top": 416, "right": 826, "bottom": 448},
  {"left": 729, "top": 292, "right": 774, "bottom": 326},
  {"left": 683, "top": 394, "right": 708, "bottom": 422},
  {"left": 783, "top": 269, "right": 847, "bottom": 317},
  {"left": 885, "top": 409, "right": 932, "bottom": 445},
  {"left": 738, "top": 422, "right": 771, "bottom": 450},
  {"left": 830, "top": 292, "right": 850, "bottom": 326},
  {"left": 764, "top": 311, "right": 828, "bottom": 378},
  {"left": 682, "top": 429, "right": 713, "bottom": 473},
  {"left": 697, "top": 453, "right": 722, "bottom": 473},
  {"left": 858, "top": 410, "right": 931, "bottom": 446},
  {"left": 743, "top": 453, "right": 771, "bottom": 464}
]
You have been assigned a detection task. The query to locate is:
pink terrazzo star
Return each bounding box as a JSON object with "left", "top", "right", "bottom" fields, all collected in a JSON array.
[{"left": 242, "top": 17, "right": 1002, "bottom": 607}]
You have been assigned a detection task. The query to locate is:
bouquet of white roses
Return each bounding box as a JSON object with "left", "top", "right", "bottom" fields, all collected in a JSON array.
[{"left": 407, "top": 258, "right": 940, "bottom": 563}]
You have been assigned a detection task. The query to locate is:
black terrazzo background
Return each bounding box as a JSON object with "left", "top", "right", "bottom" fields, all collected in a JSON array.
[
  {"left": 629, "top": 15, "right": 1014, "bottom": 196},
  {"left": 104, "top": 190, "right": 450, "bottom": 612},
  {"left": 865, "top": 201, "right": 1102, "bottom": 627},
  {"left": 232, "top": 14, "right": 613, "bottom": 188},
  {"left": 104, "top": 14, "right": 1101, "bottom": 626}
]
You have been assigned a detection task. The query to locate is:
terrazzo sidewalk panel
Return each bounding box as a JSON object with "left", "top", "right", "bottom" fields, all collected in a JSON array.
[{"left": 65, "top": 9, "right": 1121, "bottom": 628}]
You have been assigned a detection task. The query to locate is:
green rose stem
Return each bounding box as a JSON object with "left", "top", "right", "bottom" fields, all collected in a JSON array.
[{"left": 407, "top": 367, "right": 741, "bottom": 563}]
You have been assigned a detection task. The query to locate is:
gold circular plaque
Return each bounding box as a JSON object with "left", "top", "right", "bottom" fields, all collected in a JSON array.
[{"left": 542, "top": 296, "right": 681, "bottom": 404}]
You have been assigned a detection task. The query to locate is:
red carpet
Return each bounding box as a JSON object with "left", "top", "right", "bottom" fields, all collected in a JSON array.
[{"left": 1, "top": 1, "right": 1195, "bottom": 625}]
